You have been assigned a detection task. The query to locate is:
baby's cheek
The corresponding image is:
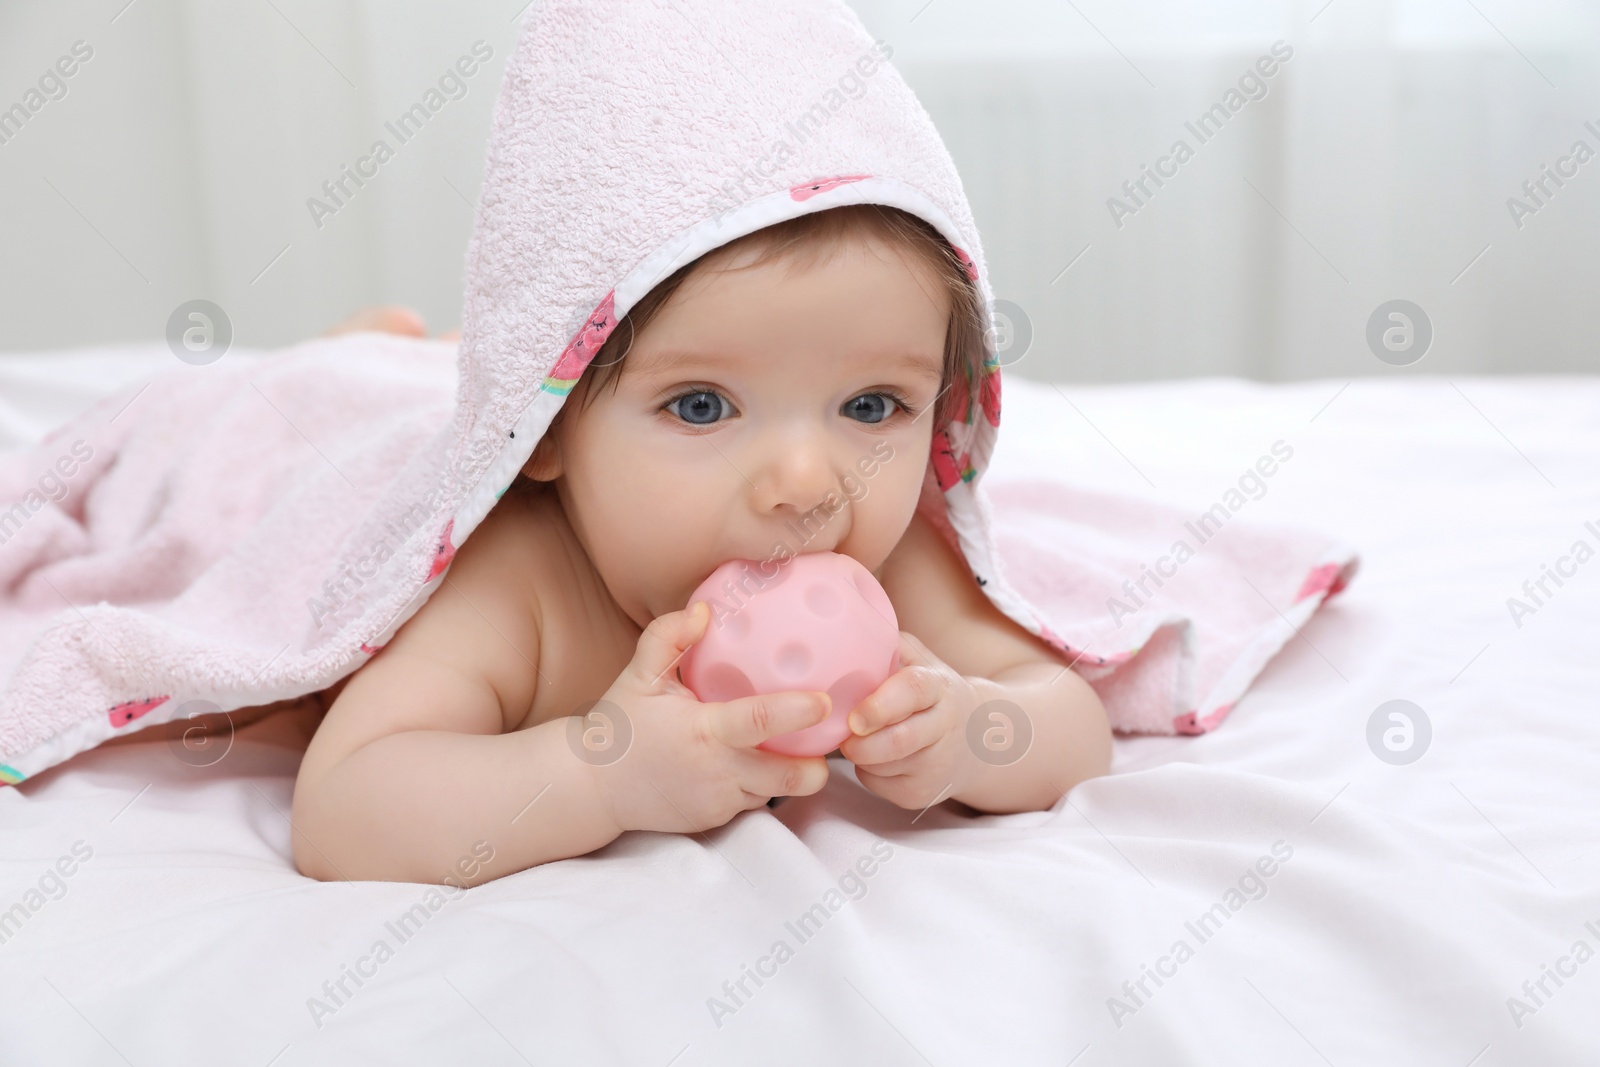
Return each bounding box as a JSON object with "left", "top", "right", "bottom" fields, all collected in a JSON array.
[
  {"left": 605, "top": 449, "right": 743, "bottom": 589},
  {"left": 848, "top": 451, "right": 927, "bottom": 564}
]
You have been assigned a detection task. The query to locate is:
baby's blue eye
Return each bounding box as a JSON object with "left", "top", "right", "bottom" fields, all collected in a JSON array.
[
  {"left": 671, "top": 391, "right": 728, "bottom": 425},
  {"left": 843, "top": 394, "right": 892, "bottom": 424}
]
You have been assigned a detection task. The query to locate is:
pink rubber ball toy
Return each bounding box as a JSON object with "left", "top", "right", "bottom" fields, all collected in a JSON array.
[{"left": 679, "top": 551, "right": 901, "bottom": 757}]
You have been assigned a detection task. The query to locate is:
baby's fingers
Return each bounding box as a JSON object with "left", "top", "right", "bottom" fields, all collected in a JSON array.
[
  {"left": 627, "top": 601, "right": 710, "bottom": 691},
  {"left": 847, "top": 664, "right": 943, "bottom": 737},
  {"left": 710, "top": 691, "right": 830, "bottom": 749},
  {"left": 841, "top": 704, "right": 944, "bottom": 768},
  {"left": 738, "top": 751, "right": 830, "bottom": 800}
]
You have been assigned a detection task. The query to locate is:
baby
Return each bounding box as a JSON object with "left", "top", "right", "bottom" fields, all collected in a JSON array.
[{"left": 291, "top": 204, "right": 1111, "bottom": 886}]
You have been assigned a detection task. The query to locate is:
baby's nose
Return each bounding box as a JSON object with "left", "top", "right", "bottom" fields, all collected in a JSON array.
[{"left": 749, "top": 430, "right": 843, "bottom": 520}]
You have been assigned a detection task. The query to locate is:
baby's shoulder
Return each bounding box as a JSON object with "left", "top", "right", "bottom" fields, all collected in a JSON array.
[
  {"left": 448, "top": 476, "right": 579, "bottom": 591},
  {"left": 877, "top": 508, "right": 973, "bottom": 637},
  {"left": 453, "top": 478, "right": 565, "bottom": 575},
  {"left": 361, "top": 482, "right": 562, "bottom": 715},
  {"left": 442, "top": 477, "right": 613, "bottom": 645},
  {"left": 445, "top": 480, "right": 637, "bottom": 730},
  {"left": 879, "top": 508, "right": 1057, "bottom": 679},
  {"left": 306, "top": 483, "right": 556, "bottom": 753}
]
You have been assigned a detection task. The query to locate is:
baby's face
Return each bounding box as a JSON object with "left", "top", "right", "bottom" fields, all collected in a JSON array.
[{"left": 536, "top": 232, "right": 951, "bottom": 627}]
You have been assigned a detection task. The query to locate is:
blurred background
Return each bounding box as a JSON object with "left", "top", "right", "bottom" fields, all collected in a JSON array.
[{"left": 0, "top": 0, "right": 1595, "bottom": 381}]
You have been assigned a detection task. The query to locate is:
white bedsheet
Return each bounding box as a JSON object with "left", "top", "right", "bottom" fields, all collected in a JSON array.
[{"left": 1, "top": 349, "right": 1596, "bottom": 1066}]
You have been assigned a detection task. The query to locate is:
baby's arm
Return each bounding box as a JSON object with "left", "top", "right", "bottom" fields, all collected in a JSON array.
[
  {"left": 291, "top": 504, "right": 832, "bottom": 886},
  {"left": 290, "top": 514, "right": 622, "bottom": 885},
  {"left": 853, "top": 511, "right": 1113, "bottom": 814}
]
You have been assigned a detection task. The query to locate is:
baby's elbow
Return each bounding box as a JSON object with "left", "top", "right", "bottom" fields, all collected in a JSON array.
[
  {"left": 293, "top": 840, "right": 339, "bottom": 882},
  {"left": 289, "top": 775, "right": 351, "bottom": 882},
  {"left": 289, "top": 805, "right": 344, "bottom": 882},
  {"left": 1059, "top": 671, "right": 1112, "bottom": 785},
  {"left": 1084, "top": 688, "right": 1113, "bottom": 779}
]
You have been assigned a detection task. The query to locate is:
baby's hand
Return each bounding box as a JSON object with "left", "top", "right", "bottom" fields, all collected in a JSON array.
[
  {"left": 584, "top": 601, "right": 832, "bottom": 836},
  {"left": 838, "top": 632, "right": 981, "bottom": 811}
]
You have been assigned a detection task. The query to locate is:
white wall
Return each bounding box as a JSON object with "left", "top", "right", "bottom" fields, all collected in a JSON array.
[
  {"left": 0, "top": 0, "right": 514, "bottom": 352},
  {"left": 2, "top": 0, "right": 1597, "bottom": 382}
]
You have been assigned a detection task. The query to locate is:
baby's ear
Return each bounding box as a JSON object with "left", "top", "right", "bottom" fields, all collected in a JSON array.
[{"left": 521, "top": 434, "right": 562, "bottom": 481}]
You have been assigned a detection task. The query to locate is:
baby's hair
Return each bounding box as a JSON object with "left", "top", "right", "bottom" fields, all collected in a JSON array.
[{"left": 553, "top": 203, "right": 987, "bottom": 429}]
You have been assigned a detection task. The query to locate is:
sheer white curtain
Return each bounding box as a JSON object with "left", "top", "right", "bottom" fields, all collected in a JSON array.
[
  {"left": 2, "top": 0, "right": 1596, "bottom": 381},
  {"left": 850, "top": 0, "right": 1600, "bottom": 380},
  {"left": 0, "top": 0, "right": 511, "bottom": 353}
]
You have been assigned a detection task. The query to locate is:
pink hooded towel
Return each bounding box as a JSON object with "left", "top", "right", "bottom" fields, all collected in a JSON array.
[{"left": 0, "top": 0, "right": 1356, "bottom": 785}]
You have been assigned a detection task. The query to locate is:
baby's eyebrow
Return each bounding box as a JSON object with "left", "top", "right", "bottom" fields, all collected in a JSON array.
[
  {"left": 889, "top": 351, "right": 944, "bottom": 384},
  {"left": 631, "top": 348, "right": 743, "bottom": 377},
  {"left": 635, "top": 347, "right": 942, "bottom": 383}
]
